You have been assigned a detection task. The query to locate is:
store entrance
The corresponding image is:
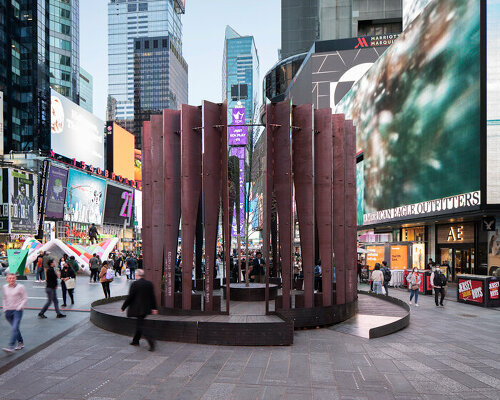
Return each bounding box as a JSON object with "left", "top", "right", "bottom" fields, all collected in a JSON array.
[{"left": 440, "top": 247, "right": 475, "bottom": 281}]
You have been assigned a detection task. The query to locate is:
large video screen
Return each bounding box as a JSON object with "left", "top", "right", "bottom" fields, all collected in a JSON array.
[
  {"left": 9, "top": 169, "right": 38, "bottom": 234},
  {"left": 45, "top": 164, "right": 68, "bottom": 220},
  {"left": 487, "top": 0, "right": 500, "bottom": 204},
  {"left": 110, "top": 123, "right": 135, "bottom": 181},
  {"left": 403, "top": 0, "right": 432, "bottom": 30},
  {"left": 51, "top": 89, "right": 105, "bottom": 169},
  {"left": 103, "top": 184, "right": 134, "bottom": 225},
  {"left": 64, "top": 169, "right": 106, "bottom": 225},
  {"left": 337, "top": 0, "right": 480, "bottom": 225}
]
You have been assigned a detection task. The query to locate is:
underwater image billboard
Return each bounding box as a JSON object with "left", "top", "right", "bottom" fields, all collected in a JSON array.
[{"left": 337, "top": 0, "right": 481, "bottom": 225}]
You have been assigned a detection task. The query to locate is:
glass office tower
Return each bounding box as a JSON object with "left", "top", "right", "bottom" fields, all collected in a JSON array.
[
  {"left": 108, "top": 0, "right": 184, "bottom": 124},
  {"left": 0, "top": 0, "right": 51, "bottom": 153},
  {"left": 133, "top": 36, "right": 188, "bottom": 149},
  {"left": 48, "top": 0, "right": 80, "bottom": 102},
  {"left": 79, "top": 67, "right": 93, "bottom": 113}
]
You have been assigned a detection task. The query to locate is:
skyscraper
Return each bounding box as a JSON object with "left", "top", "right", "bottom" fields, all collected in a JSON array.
[
  {"left": 79, "top": 67, "right": 93, "bottom": 113},
  {"left": 0, "top": 0, "right": 51, "bottom": 153},
  {"left": 133, "top": 36, "right": 188, "bottom": 149},
  {"left": 281, "top": 0, "right": 402, "bottom": 60},
  {"left": 48, "top": 0, "right": 80, "bottom": 103},
  {"left": 108, "top": 0, "right": 185, "bottom": 127}
]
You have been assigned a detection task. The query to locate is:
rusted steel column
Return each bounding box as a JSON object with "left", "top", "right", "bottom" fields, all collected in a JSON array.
[
  {"left": 142, "top": 122, "right": 155, "bottom": 297},
  {"left": 292, "top": 104, "right": 315, "bottom": 308},
  {"left": 272, "top": 101, "right": 293, "bottom": 310},
  {"left": 163, "top": 110, "right": 181, "bottom": 309},
  {"left": 181, "top": 105, "right": 202, "bottom": 310},
  {"left": 332, "top": 114, "right": 346, "bottom": 305},
  {"left": 147, "top": 115, "right": 165, "bottom": 308},
  {"left": 344, "top": 120, "right": 357, "bottom": 303},
  {"left": 264, "top": 104, "right": 275, "bottom": 313},
  {"left": 314, "top": 109, "right": 334, "bottom": 307},
  {"left": 219, "top": 102, "right": 231, "bottom": 314},
  {"left": 202, "top": 101, "right": 223, "bottom": 312}
]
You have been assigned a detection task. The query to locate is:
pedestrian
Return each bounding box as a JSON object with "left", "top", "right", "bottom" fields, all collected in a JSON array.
[
  {"left": 35, "top": 251, "right": 44, "bottom": 282},
  {"left": 126, "top": 254, "right": 138, "bottom": 280},
  {"left": 68, "top": 255, "right": 79, "bottom": 275},
  {"left": 88, "top": 223, "right": 99, "bottom": 244},
  {"left": 89, "top": 253, "right": 100, "bottom": 283},
  {"left": 114, "top": 253, "right": 123, "bottom": 276},
  {"left": 99, "top": 261, "right": 113, "bottom": 299},
  {"left": 60, "top": 262, "right": 76, "bottom": 306},
  {"left": 38, "top": 260, "right": 66, "bottom": 319},
  {"left": 42, "top": 251, "right": 52, "bottom": 282},
  {"left": 314, "top": 260, "right": 322, "bottom": 293},
  {"left": 431, "top": 265, "right": 447, "bottom": 307},
  {"left": 371, "top": 263, "right": 384, "bottom": 294},
  {"left": 251, "top": 251, "right": 266, "bottom": 283},
  {"left": 121, "top": 269, "right": 158, "bottom": 351},
  {"left": 2, "top": 273, "right": 27, "bottom": 353},
  {"left": 357, "top": 260, "right": 362, "bottom": 283},
  {"left": 59, "top": 254, "right": 68, "bottom": 272},
  {"left": 381, "top": 261, "right": 392, "bottom": 296},
  {"left": 407, "top": 267, "right": 421, "bottom": 306}
]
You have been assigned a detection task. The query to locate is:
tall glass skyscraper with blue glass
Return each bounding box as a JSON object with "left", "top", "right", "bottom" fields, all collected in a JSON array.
[{"left": 107, "top": 0, "right": 184, "bottom": 128}]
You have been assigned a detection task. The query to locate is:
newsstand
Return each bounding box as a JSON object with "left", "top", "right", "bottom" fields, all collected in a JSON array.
[{"left": 457, "top": 275, "right": 500, "bottom": 307}]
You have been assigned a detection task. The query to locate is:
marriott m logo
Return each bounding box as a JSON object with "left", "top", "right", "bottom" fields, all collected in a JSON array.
[{"left": 354, "top": 37, "right": 369, "bottom": 48}]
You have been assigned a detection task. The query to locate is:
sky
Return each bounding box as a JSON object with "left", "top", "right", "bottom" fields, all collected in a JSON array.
[{"left": 80, "top": 0, "right": 282, "bottom": 121}]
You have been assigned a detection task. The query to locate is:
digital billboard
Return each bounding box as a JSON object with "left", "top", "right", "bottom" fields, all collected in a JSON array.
[
  {"left": 45, "top": 164, "right": 68, "bottom": 220},
  {"left": 103, "top": 184, "right": 134, "bottom": 225},
  {"left": 337, "top": 0, "right": 480, "bottom": 225},
  {"left": 106, "top": 122, "right": 135, "bottom": 181},
  {"left": 64, "top": 169, "right": 106, "bottom": 225},
  {"left": 403, "top": 0, "right": 432, "bottom": 30},
  {"left": 134, "top": 149, "right": 142, "bottom": 189},
  {"left": 487, "top": 0, "right": 500, "bottom": 204},
  {"left": 51, "top": 89, "right": 105, "bottom": 169},
  {"left": 9, "top": 169, "right": 38, "bottom": 234}
]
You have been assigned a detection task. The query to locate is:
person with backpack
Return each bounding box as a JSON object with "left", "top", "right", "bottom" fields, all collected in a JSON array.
[
  {"left": 431, "top": 265, "right": 447, "bottom": 307},
  {"left": 381, "top": 261, "right": 391, "bottom": 296},
  {"left": 99, "top": 261, "right": 114, "bottom": 299},
  {"left": 68, "top": 256, "right": 79, "bottom": 275},
  {"left": 89, "top": 254, "right": 100, "bottom": 283}
]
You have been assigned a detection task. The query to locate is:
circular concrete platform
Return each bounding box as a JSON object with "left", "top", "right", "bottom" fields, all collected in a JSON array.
[{"left": 222, "top": 283, "right": 278, "bottom": 301}]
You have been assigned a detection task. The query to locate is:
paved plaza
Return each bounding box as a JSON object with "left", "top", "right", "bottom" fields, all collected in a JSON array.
[{"left": 0, "top": 280, "right": 499, "bottom": 400}]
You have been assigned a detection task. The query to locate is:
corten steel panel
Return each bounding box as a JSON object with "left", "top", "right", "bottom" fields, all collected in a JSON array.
[
  {"left": 272, "top": 101, "right": 293, "bottom": 310},
  {"left": 142, "top": 122, "right": 153, "bottom": 286},
  {"left": 149, "top": 115, "right": 165, "bottom": 307},
  {"left": 314, "top": 109, "right": 334, "bottom": 307},
  {"left": 292, "top": 104, "right": 315, "bottom": 308},
  {"left": 181, "top": 104, "right": 202, "bottom": 310},
  {"left": 202, "top": 101, "right": 223, "bottom": 312},
  {"left": 220, "top": 102, "right": 230, "bottom": 314},
  {"left": 332, "top": 114, "right": 346, "bottom": 305},
  {"left": 344, "top": 120, "right": 357, "bottom": 303},
  {"left": 163, "top": 109, "right": 181, "bottom": 309},
  {"left": 264, "top": 104, "right": 275, "bottom": 313}
]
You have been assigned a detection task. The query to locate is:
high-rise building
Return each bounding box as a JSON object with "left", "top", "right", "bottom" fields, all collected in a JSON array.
[
  {"left": 133, "top": 36, "right": 188, "bottom": 149},
  {"left": 222, "top": 26, "right": 260, "bottom": 130},
  {"left": 281, "top": 0, "right": 402, "bottom": 60},
  {"left": 0, "top": 0, "right": 51, "bottom": 153},
  {"left": 79, "top": 67, "right": 93, "bottom": 113},
  {"left": 48, "top": 0, "right": 80, "bottom": 103},
  {"left": 108, "top": 0, "right": 184, "bottom": 126}
]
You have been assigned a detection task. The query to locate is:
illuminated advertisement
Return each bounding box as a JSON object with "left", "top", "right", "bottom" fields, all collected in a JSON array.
[
  {"left": 134, "top": 149, "right": 142, "bottom": 189},
  {"left": 104, "top": 184, "right": 134, "bottom": 225},
  {"left": 366, "top": 246, "right": 385, "bottom": 270},
  {"left": 64, "top": 169, "right": 106, "bottom": 225},
  {"left": 228, "top": 107, "right": 248, "bottom": 145},
  {"left": 488, "top": 228, "right": 500, "bottom": 276},
  {"left": 356, "top": 160, "right": 364, "bottom": 226},
  {"left": 487, "top": 1, "right": 500, "bottom": 204},
  {"left": 337, "top": 0, "right": 480, "bottom": 225},
  {"left": 412, "top": 243, "right": 425, "bottom": 270},
  {"left": 45, "top": 164, "right": 68, "bottom": 220},
  {"left": 106, "top": 122, "right": 135, "bottom": 181},
  {"left": 51, "top": 89, "right": 105, "bottom": 169},
  {"left": 390, "top": 246, "right": 408, "bottom": 270},
  {"left": 402, "top": 0, "right": 432, "bottom": 30},
  {"left": 9, "top": 169, "right": 38, "bottom": 234},
  {"left": 0, "top": 169, "right": 8, "bottom": 232}
]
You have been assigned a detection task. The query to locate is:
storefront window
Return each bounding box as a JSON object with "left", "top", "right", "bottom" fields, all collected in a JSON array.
[{"left": 402, "top": 226, "right": 425, "bottom": 242}]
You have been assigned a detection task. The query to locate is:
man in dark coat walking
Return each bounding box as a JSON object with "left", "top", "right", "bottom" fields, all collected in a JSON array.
[{"left": 121, "top": 269, "right": 158, "bottom": 351}]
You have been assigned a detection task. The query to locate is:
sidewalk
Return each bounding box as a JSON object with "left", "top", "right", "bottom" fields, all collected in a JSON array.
[{"left": 0, "top": 273, "right": 131, "bottom": 373}]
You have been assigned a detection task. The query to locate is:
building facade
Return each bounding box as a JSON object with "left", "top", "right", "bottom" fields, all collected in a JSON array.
[
  {"left": 107, "top": 0, "right": 184, "bottom": 126},
  {"left": 281, "top": 0, "right": 402, "bottom": 60},
  {"left": 0, "top": 0, "right": 51, "bottom": 153},
  {"left": 79, "top": 67, "right": 93, "bottom": 113},
  {"left": 48, "top": 0, "right": 80, "bottom": 103},
  {"left": 133, "top": 35, "right": 188, "bottom": 149}
]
